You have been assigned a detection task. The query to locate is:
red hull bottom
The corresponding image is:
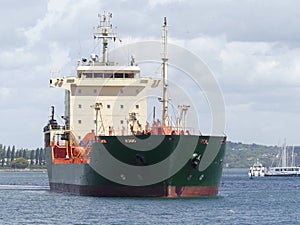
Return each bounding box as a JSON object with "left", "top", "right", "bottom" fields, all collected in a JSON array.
[
  {"left": 50, "top": 183, "right": 218, "bottom": 198},
  {"left": 168, "top": 186, "right": 218, "bottom": 197}
]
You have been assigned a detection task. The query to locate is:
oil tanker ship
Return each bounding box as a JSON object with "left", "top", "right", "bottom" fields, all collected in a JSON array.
[{"left": 43, "top": 13, "right": 226, "bottom": 197}]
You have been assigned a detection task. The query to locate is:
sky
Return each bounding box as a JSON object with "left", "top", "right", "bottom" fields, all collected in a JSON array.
[{"left": 1, "top": 0, "right": 300, "bottom": 149}]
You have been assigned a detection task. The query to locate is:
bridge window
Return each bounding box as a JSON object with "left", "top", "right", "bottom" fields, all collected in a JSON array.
[
  {"left": 104, "top": 73, "right": 113, "bottom": 78},
  {"left": 115, "top": 73, "right": 124, "bottom": 78},
  {"left": 83, "top": 73, "right": 92, "bottom": 78},
  {"left": 125, "top": 73, "right": 134, "bottom": 78}
]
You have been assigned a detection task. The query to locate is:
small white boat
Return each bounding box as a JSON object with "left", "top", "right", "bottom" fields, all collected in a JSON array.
[{"left": 248, "top": 159, "right": 265, "bottom": 178}]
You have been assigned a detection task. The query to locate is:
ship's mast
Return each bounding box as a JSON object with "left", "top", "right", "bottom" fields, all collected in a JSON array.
[
  {"left": 291, "top": 145, "right": 295, "bottom": 167},
  {"left": 51, "top": 106, "right": 55, "bottom": 121},
  {"left": 93, "top": 12, "right": 116, "bottom": 64},
  {"left": 282, "top": 142, "right": 287, "bottom": 167},
  {"left": 162, "top": 17, "right": 169, "bottom": 127}
]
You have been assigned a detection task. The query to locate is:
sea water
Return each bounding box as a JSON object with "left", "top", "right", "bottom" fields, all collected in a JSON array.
[{"left": 0, "top": 169, "right": 299, "bottom": 225}]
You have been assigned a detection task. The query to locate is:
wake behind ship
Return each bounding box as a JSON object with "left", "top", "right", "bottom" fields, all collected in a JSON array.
[{"left": 43, "top": 13, "right": 226, "bottom": 197}]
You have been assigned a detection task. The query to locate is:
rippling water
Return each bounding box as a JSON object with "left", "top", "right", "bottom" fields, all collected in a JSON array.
[{"left": 0, "top": 169, "right": 299, "bottom": 224}]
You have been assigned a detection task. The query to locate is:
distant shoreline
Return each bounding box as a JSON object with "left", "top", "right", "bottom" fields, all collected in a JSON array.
[{"left": 0, "top": 168, "right": 47, "bottom": 172}]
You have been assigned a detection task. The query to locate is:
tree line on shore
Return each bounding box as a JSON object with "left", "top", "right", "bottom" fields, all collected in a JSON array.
[
  {"left": 224, "top": 141, "right": 300, "bottom": 168},
  {"left": 0, "top": 144, "right": 45, "bottom": 169}
]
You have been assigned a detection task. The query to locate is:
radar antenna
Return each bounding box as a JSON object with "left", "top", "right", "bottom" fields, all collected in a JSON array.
[{"left": 93, "top": 12, "right": 117, "bottom": 64}]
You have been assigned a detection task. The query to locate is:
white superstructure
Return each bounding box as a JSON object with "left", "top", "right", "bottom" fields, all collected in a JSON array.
[{"left": 49, "top": 13, "right": 161, "bottom": 142}]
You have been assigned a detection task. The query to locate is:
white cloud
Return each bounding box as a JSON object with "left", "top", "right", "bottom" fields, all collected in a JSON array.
[
  {"left": 255, "top": 60, "right": 278, "bottom": 75},
  {"left": 0, "top": 87, "right": 12, "bottom": 100},
  {"left": 49, "top": 42, "right": 71, "bottom": 75},
  {"left": 24, "top": 0, "right": 70, "bottom": 47},
  {"left": 290, "top": 58, "right": 300, "bottom": 82},
  {"left": 148, "top": 0, "right": 184, "bottom": 8},
  {"left": 0, "top": 48, "right": 36, "bottom": 69}
]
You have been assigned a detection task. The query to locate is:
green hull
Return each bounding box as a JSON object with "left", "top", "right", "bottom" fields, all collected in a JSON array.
[{"left": 46, "top": 135, "right": 226, "bottom": 197}]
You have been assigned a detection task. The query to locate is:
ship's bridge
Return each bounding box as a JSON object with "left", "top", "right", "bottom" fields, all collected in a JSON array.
[{"left": 77, "top": 61, "right": 140, "bottom": 79}]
